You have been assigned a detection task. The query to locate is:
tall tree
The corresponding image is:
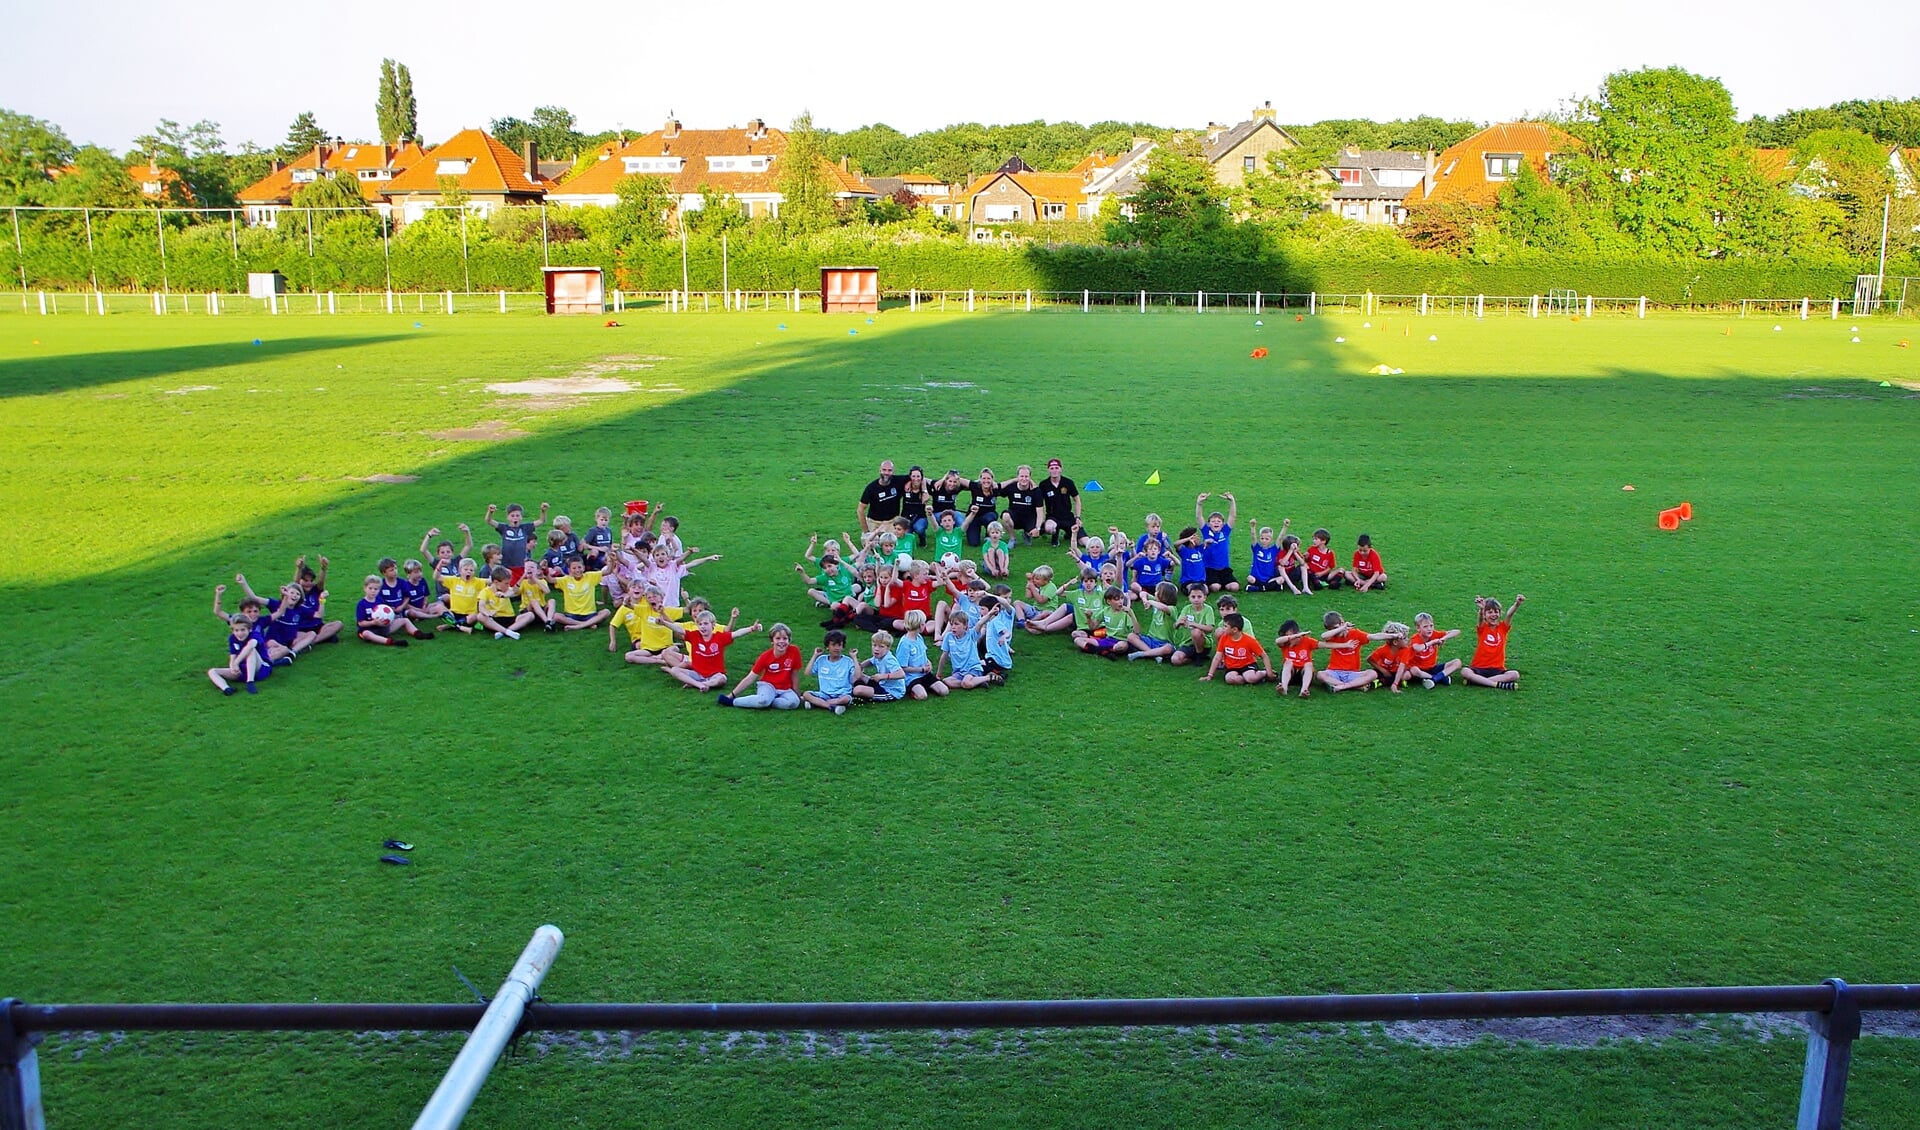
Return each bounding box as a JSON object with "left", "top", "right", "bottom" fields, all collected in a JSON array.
[
  {"left": 394, "top": 62, "right": 419, "bottom": 142},
  {"left": 0, "top": 108, "right": 75, "bottom": 205},
  {"left": 277, "top": 112, "right": 328, "bottom": 161},
  {"left": 1792, "top": 127, "right": 1915, "bottom": 259},
  {"left": 1238, "top": 144, "right": 1335, "bottom": 228},
  {"left": 291, "top": 171, "right": 370, "bottom": 214},
  {"left": 777, "top": 111, "right": 838, "bottom": 235},
  {"left": 1104, "top": 138, "right": 1252, "bottom": 252},
  {"left": 130, "top": 118, "right": 236, "bottom": 205},
  {"left": 376, "top": 59, "right": 402, "bottom": 145}
]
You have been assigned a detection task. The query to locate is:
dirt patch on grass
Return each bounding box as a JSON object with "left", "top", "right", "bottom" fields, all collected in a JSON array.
[
  {"left": 430, "top": 420, "right": 531, "bottom": 441},
  {"left": 352, "top": 474, "right": 419, "bottom": 485},
  {"left": 487, "top": 376, "right": 638, "bottom": 397}
]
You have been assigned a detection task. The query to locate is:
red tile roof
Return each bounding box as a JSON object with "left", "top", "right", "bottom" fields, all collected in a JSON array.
[
  {"left": 1751, "top": 147, "right": 1798, "bottom": 185},
  {"left": 549, "top": 124, "right": 873, "bottom": 199},
  {"left": 1406, "top": 121, "right": 1580, "bottom": 207},
  {"left": 238, "top": 142, "right": 427, "bottom": 204},
  {"left": 382, "top": 129, "right": 546, "bottom": 196}
]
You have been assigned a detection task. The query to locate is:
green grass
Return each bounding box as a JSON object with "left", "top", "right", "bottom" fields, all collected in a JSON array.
[{"left": 3, "top": 306, "right": 1919, "bottom": 1126}]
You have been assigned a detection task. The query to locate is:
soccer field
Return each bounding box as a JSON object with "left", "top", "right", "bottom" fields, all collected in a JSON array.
[{"left": 3, "top": 306, "right": 1918, "bottom": 1127}]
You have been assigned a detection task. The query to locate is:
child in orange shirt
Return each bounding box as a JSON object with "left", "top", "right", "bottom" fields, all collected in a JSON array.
[
  {"left": 1306, "top": 529, "right": 1342, "bottom": 590},
  {"left": 1315, "top": 610, "right": 1380, "bottom": 692},
  {"left": 1462, "top": 594, "right": 1525, "bottom": 688},
  {"left": 1365, "top": 621, "right": 1413, "bottom": 692},
  {"left": 1345, "top": 533, "right": 1388, "bottom": 592},
  {"left": 1398, "top": 612, "right": 1462, "bottom": 690},
  {"left": 1200, "top": 613, "right": 1272, "bottom": 685},
  {"left": 1273, "top": 619, "right": 1321, "bottom": 699}
]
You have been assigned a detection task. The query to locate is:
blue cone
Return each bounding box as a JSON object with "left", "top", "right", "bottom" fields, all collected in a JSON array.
[{"left": 1084, "top": 480, "right": 1104, "bottom": 491}]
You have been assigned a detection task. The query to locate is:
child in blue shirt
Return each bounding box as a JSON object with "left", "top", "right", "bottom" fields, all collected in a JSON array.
[
  {"left": 978, "top": 595, "right": 1015, "bottom": 684},
  {"left": 854, "top": 630, "right": 909, "bottom": 702},
  {"left": 1245, "top": 518, "right": 1290, "bottom": 592},
  {"left": 893, "top": 611, "right": 937, "bottom": 700},
  {"left": 1195, "top": 491, "right": 1239, "bottom": 592},
  {"left": 934, "top": 610, "right": 989, "bottom": 693},
  {"left": 1174, "top": 527, "right": 1208, "bottom": 591},
  {"left": 804, "top": 630, "right": 858, "bottom": 714}
]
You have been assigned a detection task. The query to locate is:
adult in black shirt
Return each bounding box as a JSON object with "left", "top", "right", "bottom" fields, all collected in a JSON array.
[
  {"left": 1039, "top": 458, "right": 1080, "bottom": 545},
  {"left": 858, "top": 460, "right": 903, "bottom": 531},
  {"left": 928, "top": 469, "right": 968, "bottom": 517},
  {"left": 898, "top": 466, "right": 931, "bottom": 535},
  {"left": 961, "top": 467, "right": 1003, "bottom": 547},
  {"left": 1003, "top": 465, "right": 1043, "bottom": 544}
]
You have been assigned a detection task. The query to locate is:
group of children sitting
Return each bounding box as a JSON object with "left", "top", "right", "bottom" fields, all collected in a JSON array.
[{"left": 208, "top": 490, "right": 1524, "bottom": 702}]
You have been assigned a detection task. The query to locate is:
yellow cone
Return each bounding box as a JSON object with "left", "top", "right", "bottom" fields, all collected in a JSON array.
[{"left": 1145, "top": 470, "right": 1161, "bottom": 486}]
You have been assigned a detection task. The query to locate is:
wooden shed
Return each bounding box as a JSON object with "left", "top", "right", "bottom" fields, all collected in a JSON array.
[
  {"left": 543, "top": 266, "right": 605, "bottom": 315},
  {"left": 820, "top": 266, "right": 879, "bottom": 314}
]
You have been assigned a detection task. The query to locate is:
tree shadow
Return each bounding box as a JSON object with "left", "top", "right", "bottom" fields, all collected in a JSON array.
[{"left": 0, "top": 335, "right": 409, "bottom": 399}]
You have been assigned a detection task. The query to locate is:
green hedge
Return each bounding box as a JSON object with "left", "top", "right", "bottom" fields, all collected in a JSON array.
[{"left": 0, "top": 210, "right": 1882, "bottom": 304}]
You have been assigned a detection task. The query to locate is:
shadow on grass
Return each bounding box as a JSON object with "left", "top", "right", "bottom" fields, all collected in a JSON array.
[{"left": 0, "top": 335, "right": 408, "bottom": 399}]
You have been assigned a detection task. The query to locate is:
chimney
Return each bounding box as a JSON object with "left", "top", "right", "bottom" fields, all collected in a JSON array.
[
  {"left": 747, "top": 117, "right": 765, "bottom": 138},
  {"left": 1422, "top": 150, "right": 1437, "bottom": 198},
  {"left": 840, "top": 155, "right": 849, "bottom": 171},
  {"left": 271, "top": 158, "right": 283, "bottom": 173},
  {"left": 1253, "top": 100, "right": 1276, "bottom": 123},
  {"left": 314, "top": 141, "right": 328, "bottom": 167},
  {"left": 1206, "top": 122, "right": 1226, "bottom": 142},
  {"left": 664, "top": 112, "right": 681, "bottom": 139},
  {"left": 523, "top": 139, "right": 539, "bottom": 179}
]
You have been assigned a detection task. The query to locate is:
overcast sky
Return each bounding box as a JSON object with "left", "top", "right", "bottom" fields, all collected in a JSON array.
[{"left": 3, "top": 0, "right": 1915, "bottom": 152}]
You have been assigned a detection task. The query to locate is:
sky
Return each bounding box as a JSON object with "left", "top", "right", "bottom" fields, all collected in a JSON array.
[{"left": 2, "top": 0, "right": 1916, "bottom": 152}]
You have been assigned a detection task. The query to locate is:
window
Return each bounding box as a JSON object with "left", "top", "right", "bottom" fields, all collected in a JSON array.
[
  {"left": 436, "top": 158, "right": 472, "bottom": 176},
  {"left": 359, "top": 169, "right": 387, "bottom": 180},
  {"left": 706, "top": 156, "right": 770, "bottom": 172},
  {"left": 1041, "top": 202, "right": 1065, "bottom": 220},
  {"left": 1336, "top": 168, "right": 1363, "bottom": 185},
  {"left": 1244, "top": 155, "right": 1257, "bottom": 173},
  {"left": 292, "top": 168, "right": 317, "bottom": 184},
  {"left": 1077, "top": 203, "right": 1091, "bottom": 220},
  {"left": 1485, "top": 154, "right": 1521, "bottom": 180},
  {"left": 623, "top": 157, "right": 683, "bottom": 174},
  {"left": 982, "top": 203, "right": 1020, "bottom": 221}
]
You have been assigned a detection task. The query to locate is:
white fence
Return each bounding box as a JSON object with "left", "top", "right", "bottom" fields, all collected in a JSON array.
[{"left": 3, "top": 285, "right": 1913, "bottom": 319}]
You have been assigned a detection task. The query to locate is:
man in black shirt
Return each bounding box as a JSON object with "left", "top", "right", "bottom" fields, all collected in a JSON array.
[
  {"left": 857, "top": 460, "right": 903, "bottom": 531},
  {"left": 1039, "top": 458, "right": 1080, "bottom": 545},
  {"left": 1003, "top": 465, "right": 1042, "bottom": 545}
]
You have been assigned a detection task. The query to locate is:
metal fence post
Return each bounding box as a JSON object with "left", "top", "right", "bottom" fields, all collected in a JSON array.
[
  {"left": 1797, "top": 979, "right": 1860, "bottom": 1130},
  {"left": 0, "top": 998, "right": 46, "bottom": 1130},
  {"left": 411, "top": 926, "right": 563, "bottom": 1130}
]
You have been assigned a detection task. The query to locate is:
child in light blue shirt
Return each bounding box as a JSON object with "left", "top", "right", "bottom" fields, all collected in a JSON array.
[
  {"left": 936, "top": 611, "right": 989, "bottom": 692},
  {"left": 979, "top": 595, "right": 1015, "bottom": 683},
  {"left": 855, "top": 630, "right": 909, "bottom": 702},
  {"left": 804, "top": 630, "right": 858, "bottom": 714}
]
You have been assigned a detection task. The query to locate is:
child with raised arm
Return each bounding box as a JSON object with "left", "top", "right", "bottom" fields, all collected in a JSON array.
[
  {"left": 721, "top": 622, "right": 798, "bottom": 707},
  {"left": 233, "top": 570, "right": 318, "bottom": 655},
  {"left": 854, "top": 630, "right": 910, "bottom": 703},
  {"left": 978, "top": 594, "right": 1016, "bottom": 684},
  {"left": 484, "top": 501, "right": 547, "bottom": 585},
  {"left": 549, "top": 555, "right": 611, "bottom": 631},
  {"left": 1315, "top": 611, "right": 1380, "bottom": 692},
  {"left": 1274, "top": 619, "right": 1321, "bottom": 699},
  {"left": 1462, "top": 595, "right": 1525, "bottom": 689},
  {"left": 208, "top": 613, "right": 270, "bottom": 695},
  {"left": 1195, "top": 491, "right": 1239, "bottom": 592},
  {"left": 1400, "top": 612, "right": 1463, "bottom": 690},
  {"left": 1201, "top": 613, "right": 1272, "bottom": 685},
  {"left": 1345, "top": 533, "right": 1389, "bottom": 592},
  {"left": 1275, "top": 533, "right": 1309, "bottom": 595},
  {"left": 213, "top": 582, "right": 287, "bottom": 666},
  {"left": 799, "top": 554, "right": 857, "bottom": 615},
  {"left": 1245, "top": 519, "right": 1292, "bottom": 592},
  {"left": 1306, "top": 529, "right": 1342, "bottom": 591},
  {"left": 292, "top": 555, "right": 343, "bottom": 645},
  {"left": 1129, "top": 536, "right": 1172, "bottom": 597},
  {"left": 1173, "top": 526, "right": 1208, "bottom": 594},
  {"left": 803, "top": 631, "right": 859, "bottom": 713},
  {"left": 1126, "top": 581, "right": 1182, "bottom": 663},
  {"left": 930, "top": 509, "right": 966, "bottom": 566},
  {"left": 668, "top": 610, "right": 755, "bottom": 693},
  {"left": 934, "top": 610, "right": 989, "bottom": 693},
  {"left": 1168, "top": 583, "right": 1219, "bottom": 667}
]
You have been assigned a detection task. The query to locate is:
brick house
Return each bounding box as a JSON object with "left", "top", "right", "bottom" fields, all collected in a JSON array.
[
  {"left": 1327, "top": 148, "right": 1431, "bottom": 225},
  {"left": 380, "top": 129, "right": 552, "bottom": 222},
  {"left": 236, "top": 139, "right": 427, "bottom": 226},
  {"left": 1202, "top": 103, "right": 1301, "bottom": 189},
  {"left": 1402, "top": 121, "right": 1580, "bottom": 208}
]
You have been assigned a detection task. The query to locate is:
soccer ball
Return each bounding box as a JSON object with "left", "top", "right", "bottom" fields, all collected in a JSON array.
[
  {"left": 371, "top": 604, "right": 396, "bottom": 626},
  {"left": 939, "top": 553, "right": 960, "bottom": 569},
  {"left": 894, "top": 551, "right": 914, "bottom": 569}
]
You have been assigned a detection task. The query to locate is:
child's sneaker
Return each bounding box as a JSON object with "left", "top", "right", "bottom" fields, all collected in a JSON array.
[
  {"left": 442, "top": 612, "right": 457, "bottom": 625},
  {"left": 245, "top": 681, "right": 259, "bottom": 694},
  {"left": 222, "top": 685, "right": 237, "bottom": 696},
  {"left": 494, "top": 630, "right": 506, "bottom": 640},
  {"left": 716, "top": 694, "right": 734, "bottom": 707},
  {"left": 391, "top": 638, "right": 409, "bottom": 648},
  {"left": 544, "top": 621, "right": 558, "bottom": 633},
  {"left": 833, "top": 704, "right": 846, "bottom": 715},
  {"left": 803, "top": 700, "right": 814, "bottom": 709},
  {"left": 1421, "top": 677, "right": 1435, "bottom": 689},
  {"left": 272, "top": 656, "right": 294, "bottom": 668},
  {"left": 504, "top": 629, "right": 521, "bottom": 640}
]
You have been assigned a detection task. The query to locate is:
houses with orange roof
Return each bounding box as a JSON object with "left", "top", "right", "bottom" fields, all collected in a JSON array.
[
  {"left": 1327, "top": 148, "right": 1432, "bottom": 225},
  {"left": 1402, "top": 121, "right": 1580, "bottom": 209},
  {"left": 380, "top": 128, "right": 553, "bottom": 222},
  {"left": 237, "top": 139, "right": 427, "bottom": 226},
  {"left": 944, "top": 156, "right": 1095, "bottom": 238},
  {"left": 545, "top": 116, "right": 877, "bottom": 219}
]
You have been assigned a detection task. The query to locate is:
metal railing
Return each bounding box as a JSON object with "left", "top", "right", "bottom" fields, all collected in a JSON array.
[{"left": 4, "top": 925, "right": 1916, "bottom": 1130}]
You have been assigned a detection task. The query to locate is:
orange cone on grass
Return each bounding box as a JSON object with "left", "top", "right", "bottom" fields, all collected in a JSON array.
[
  {"left": 1678, "top": 502, "right": 1693, "bottom": 520},
  {"left": 1658, "top": 508, "right": 1682, "bottom": 530}
]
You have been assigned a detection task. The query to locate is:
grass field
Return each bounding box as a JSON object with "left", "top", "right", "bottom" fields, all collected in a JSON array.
[{"left": 3, "top": 304, "right": 1919, "bottom": 1127}]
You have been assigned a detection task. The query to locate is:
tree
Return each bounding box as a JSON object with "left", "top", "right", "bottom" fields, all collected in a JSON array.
[
  {"left": 605, "top": 173, "right": 672, "bottom": 246},
  {"left": 1103, "top": 138, "right": 1252, "bottom": 252},
  {"left": 1493, "top": 162, "right": 1591, "bottom": 253},
  {"left": 290, "top": 171, "right": 370, "bottom": 214},
  {"left": 490, "top": 107, "right": 585, "bottom": 161},
  {"left": 277, "top": 112, "right": 328, "bottom": 161},
  {"left": 0, "top": 108, "right": 74, "bottom": 205},
  {"left": 393, "top": 62, "right": 419, "bottom": 142},
  {"left": 1239, "top": 144, "right": 1334, "bottom": 228},
  {"left": 777, "top": 111, "right": 838, "bottom": 235},
  {"left": 47, "top": 145, "right": 141, "bottom": 208},
  {"left": 1792, "top": 128, "right": 1914, "bottom": 259},
  {"left": 129, "top": 118, "right": 235, "bottom": 205},
  {"left": 376, "top": 60, "right": 402, "bottom": 145}
]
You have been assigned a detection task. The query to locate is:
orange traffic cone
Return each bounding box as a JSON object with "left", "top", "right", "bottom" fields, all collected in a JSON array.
[
  {"left": 1658, "top": 508, "right": 1682, "bottom": 530},
  {"left": 1678, "top": 502, "right": 1693, "bottom": 520}
]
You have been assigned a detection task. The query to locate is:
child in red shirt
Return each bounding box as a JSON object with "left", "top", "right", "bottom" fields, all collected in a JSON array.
[
  {"left": 1462, "top": 594, "right": 1524, "bottom": 689},
  {"left": 1273, "top": 618, "right": 1321, "bottom": 699},
  {"left": 722, "top": 623, "right": 803, "bottom": 708},
  {"left": 1364, "top": 620, "right": 1415, "bottom": 692},
  {"left": 1345, "top": 533, "right": 1388, "bottom": 592},
  {"left": 1398, "top": 612, "right": 1462, "bottom": 690},
  {"left": 1315, "top": 610, "right": 1381, "bottom": 692},
  {"left": 1200, "top": 613, "right": 1272, "bottom": 685},
  {"left": 1306, "top": 528, "right": 1342, "bottom": 590},
  {"left": 664, "top": 610, "right": 756, "bottom": 692}
]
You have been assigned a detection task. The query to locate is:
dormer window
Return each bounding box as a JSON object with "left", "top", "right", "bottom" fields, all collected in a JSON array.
[
  {"left": 291, "top": 168, "right": 317, "bottom": 183},
  {"left": 358, "top": 169, "right": 387, "bottom": 180},
  {"left": 436, "top": 158, "right": 472, "bottom": 176},
  {"left": 706, "top": 156, "right": 770, "bottom": 172},
  {"left": 623, "top": 157, "right": 684, "bottom": 174},
  {"left": 1336, "top": 168, "right": 1363, "bottom": 185},
  {"left": 1485, "top": 154, "right": 1521, "bottom": 180}
]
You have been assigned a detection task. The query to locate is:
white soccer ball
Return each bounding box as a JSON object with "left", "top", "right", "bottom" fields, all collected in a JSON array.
[
  {"left": 939, "top": 553, "right": 961, "bottom": 569},
  {"left": 372, "top": 604, "right": 395, "bottom": 626},
  {"left": 895, "top": 551, "right": 914, "bottom": 568}
]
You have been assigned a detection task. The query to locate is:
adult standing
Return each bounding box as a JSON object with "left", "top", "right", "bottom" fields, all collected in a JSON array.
[
  {"left": 962, "top": 467, "right": 1003, "bottom": 548},
  {"left": 1003, "top": 465, "right": 1042, "bottom": 544},
  {"left": 1038, "top": 459, "right": 1080, "bottom": 545},
  {"left": 857, "top": 460, "right": 903, "bottom": 532}
]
